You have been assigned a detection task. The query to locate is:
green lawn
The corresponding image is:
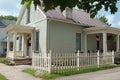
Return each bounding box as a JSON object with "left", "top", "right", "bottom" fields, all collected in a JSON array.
[
  {"left": 23, "top": 65, "right": 118, "bottom": 80},
  {"left": 0, "top": 74, "right": 8, "bottom": 80}
]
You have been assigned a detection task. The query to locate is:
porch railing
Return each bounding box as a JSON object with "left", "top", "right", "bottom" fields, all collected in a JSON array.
[{"left": 15, "top": 51, "right": 24, "bottom": 57}]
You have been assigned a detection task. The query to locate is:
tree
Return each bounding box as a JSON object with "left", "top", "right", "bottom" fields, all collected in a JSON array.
[
  {"left": 21, "top": 0, "right": 118, "bottom": 18},
  {"left": 0, "top": 15, "right": 17, "bottom": 21},
  {"left": 99, "top": 16, "right": 111, "bottom": 26}
]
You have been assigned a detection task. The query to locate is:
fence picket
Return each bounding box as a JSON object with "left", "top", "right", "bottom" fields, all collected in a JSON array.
[{"left": 32, "top": 51, "right": 114, "bottom": 74}]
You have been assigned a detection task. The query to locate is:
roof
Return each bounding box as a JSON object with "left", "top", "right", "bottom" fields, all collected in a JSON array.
[
  {"left": 5, "top": 24, "right": 35, "bottom": 33},
  {"left": 0, "top": 19, "right": 15, "bottom": 28},
  {"left": 39, "top": 7, "right": 107, "bottom": 27}
]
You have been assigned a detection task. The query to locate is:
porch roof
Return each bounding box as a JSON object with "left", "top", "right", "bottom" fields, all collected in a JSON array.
[
  {"left": 83, "top": 26, "right": 120, "bottom": 35},
  {"left": 5, "top": 24, "right": 35, "bottom": 34}
]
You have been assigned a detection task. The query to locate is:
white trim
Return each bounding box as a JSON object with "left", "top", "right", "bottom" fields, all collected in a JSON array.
[
  {"left": 84, "top": 26, "right": 120, "bottom": 35},
  {"left": 5, "top": 24, "right": 35, "bottom": 32},
  {"left": 16, "top": 2, "right": 28, "bottom": 25},
  {"left": 47, "top": 18, "right": 87, "bottom": 27},
  {"left": 26, "top": 18, "right": 46, "bottom": 25},
  {"left": 37, "top": 6, "right": 47, "bottom": 18},
  {"left": 103, "top": 31, "right": 107, "bottom": 53}
]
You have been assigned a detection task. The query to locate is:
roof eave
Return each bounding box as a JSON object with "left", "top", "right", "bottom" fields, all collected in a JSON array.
[{"left": 47, "top": 17, "right": 92, "bottom": 27}]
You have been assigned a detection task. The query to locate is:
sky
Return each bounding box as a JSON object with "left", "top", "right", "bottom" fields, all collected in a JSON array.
[{"left": 0, "top": 0, "right": 120, "bottom": 28}]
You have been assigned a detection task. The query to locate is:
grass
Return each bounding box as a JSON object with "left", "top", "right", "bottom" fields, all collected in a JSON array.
[
  {"left": 0, "top": 73, "right": 8, "bottom": 80},
  {"left": 54, "top": 65, "right": 118, "bottom": 76},
  {"left": 23, "top": 65, "right": 118, "bottom": 80},
  {"left": 23, "top": 68, "right": 36, "bottom": 76},
  {"left": 0, "top": 57, "right": 14, "bottom": 65},
  {"left": 23, "top": 68, "right": 61, "bottom": 80}
]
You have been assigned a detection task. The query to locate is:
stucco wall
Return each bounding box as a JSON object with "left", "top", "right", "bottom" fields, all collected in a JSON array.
[{"left": 47, "top": 20, "right": 84, "bottom": 53}]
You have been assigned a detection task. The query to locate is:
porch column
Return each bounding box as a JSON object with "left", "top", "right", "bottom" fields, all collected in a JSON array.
[
  {"left": 103, "top": 32, "right": 107, "bottom": 54},
  {"left": 117, "top": 34, "right": 119, "bottom": 52},
  {"left": 13, "top": 32, "right": 17, "bottom": 59},
  {"left": 6, "top": 34, "right": 10, "bottom": 58},
  {"left": 22, "top": 35, "right": 24, "bottom": 56},
  {"left": 84, "top": 33, "right": 87, "bottom": 53},
  {"left": 24, "top": 34, "right": 27, "bottom": 57}
]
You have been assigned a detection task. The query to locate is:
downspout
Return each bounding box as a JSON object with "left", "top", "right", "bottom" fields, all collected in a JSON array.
[{"left": 16, "top": 2, "right": 28, "bottom": 25}]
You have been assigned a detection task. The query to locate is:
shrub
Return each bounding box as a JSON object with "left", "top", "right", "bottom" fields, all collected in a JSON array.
[{"left": 114, "top": 52, "right": 120, "bottom": 64}]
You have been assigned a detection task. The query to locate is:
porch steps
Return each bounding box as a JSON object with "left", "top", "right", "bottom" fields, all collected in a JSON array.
[{"left": 12, "top": 58, "right": 32, "bottom": 65}]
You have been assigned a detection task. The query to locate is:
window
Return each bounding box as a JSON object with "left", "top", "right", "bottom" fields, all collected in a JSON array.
[
  {"left": 26, "top": 7, "right": 30, "bottom": 23},
  {"left": 76, "top": 33, "right": 81, "bottom": 51},
  {"left": 35, "top": 31, "right": 39, "bottom": 51},
  {"left": 9, "top": 35, "right": 13, "bottom": 51},
  {"left": 19, "top": 36, "right": 22, "bottom": 51}
]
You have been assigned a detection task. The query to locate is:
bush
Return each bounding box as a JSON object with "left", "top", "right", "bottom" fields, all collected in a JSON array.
[
  {"left": 0, "top": 58, "right": 14, "bottom": 65},
  {"left": 114, "top": 52, "right": 120, "bottom": 64}
]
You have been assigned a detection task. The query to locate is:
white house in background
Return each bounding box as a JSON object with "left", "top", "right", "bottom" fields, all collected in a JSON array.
[
  {"left": 5, "top": 3, "right": 120, "bottom": 60},
  {"left": 0, "top": 19, "right": 15, "bottom": 54}
]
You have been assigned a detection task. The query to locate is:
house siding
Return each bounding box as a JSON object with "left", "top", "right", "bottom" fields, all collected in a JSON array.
[
  {"left": 0, "top": 28, "right": 7, "bottom": 53},
  {"left": 47, "top": 20, "right": 85, "bottom": 53},
  {"left": 30, "top": 20, "right": 47, "bottom": 54},
  {"left": 20, "top": 4, "right": 45, "bottom": 25},
  {"left": 87, "top": 34, "right": 103, "bottom": 52},
  {"left": 20, "top": 4, "right": 47, "bottom": 55}
]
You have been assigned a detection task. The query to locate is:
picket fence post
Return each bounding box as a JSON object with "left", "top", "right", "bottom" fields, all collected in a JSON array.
[
  {"left": 48, "top": 50, "right": 52, "bottom": 73},
  {"left": 32, "top": 50, "right": 34, "bottom": 68},
  {"left": 77, "top": 50, "right": 80, "bottom": 69},
  {"left": 97, "top": 50, "right": 100, "bottom": 68},
  {"left": 112, "top": 50, "right": 114, "bottom": 64}
]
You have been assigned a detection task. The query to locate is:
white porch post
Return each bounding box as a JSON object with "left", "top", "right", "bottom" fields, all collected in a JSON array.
[
  {"left": 84, "top": 33, "right": 87, "bottom": 53},
  {"left": 22, "top": 35, "right": 24, "bottom": 56},
  {"left": 117, "top": 34, "right": 119, "bottom": 52},
  {"left": 13, "top": 32, "right": 17, "bottom": 59},
  {"left": 24, "top": 34, "right": 27, "bottom": 57},
  {"left": 103, "top": 32, "right": 107, "bottom": 54},
  {"left": 6, "top": 34, "right": 10, "bottom": 58}
]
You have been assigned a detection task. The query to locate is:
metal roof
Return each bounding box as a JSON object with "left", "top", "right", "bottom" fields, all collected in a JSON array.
[{"left": 39, "top": 7, "right": 107, "bottom": 27}]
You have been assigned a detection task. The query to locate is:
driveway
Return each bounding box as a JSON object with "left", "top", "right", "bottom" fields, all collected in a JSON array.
[{"left": 56, "top": 67, "right": 120, "bottom": 80}]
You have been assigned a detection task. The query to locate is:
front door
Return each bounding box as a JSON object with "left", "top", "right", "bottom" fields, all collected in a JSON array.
[{"left": 26, "top": 35, "right": 31, "bottom": 58}]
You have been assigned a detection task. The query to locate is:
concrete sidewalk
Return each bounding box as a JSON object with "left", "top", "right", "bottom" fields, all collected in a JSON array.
[
  {"left": 0, "top": 63, "right": 41, "bottom": 80},
  {"left": 55, "top": 67, "right": 120, "bottom": 80}
]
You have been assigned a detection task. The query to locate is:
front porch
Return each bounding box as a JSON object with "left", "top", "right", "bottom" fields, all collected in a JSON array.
[
  {"left": 5, "top": 24, "right": 35, "bottom": 60},
  {"left": 84, "top": 26, "right": 120, "bottom": 53}
]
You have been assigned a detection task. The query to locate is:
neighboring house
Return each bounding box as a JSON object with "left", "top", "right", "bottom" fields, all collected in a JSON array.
[
  {"left": 0, "top": 19, "right": 15, "bottom": 54},
  {"left": 5, "top": 4, "right": 120, "bottom": 60}
]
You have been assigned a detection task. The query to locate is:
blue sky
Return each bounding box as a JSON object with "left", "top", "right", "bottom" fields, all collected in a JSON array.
[
  {"left": 98, "top": 1, "right": 120, "bottom": 28},
  {"left": 0, "top": 0, "right": 120, "bottom": 28}
]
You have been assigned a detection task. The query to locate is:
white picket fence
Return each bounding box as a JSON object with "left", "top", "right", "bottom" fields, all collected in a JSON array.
[{"left": 32, "top": 50, "right": 114, "bottom": 73}]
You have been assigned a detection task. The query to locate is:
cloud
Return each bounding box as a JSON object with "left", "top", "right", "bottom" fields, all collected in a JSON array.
[
  {"left": 118, "top": 21, "right": 120, "bottom": 26},
  {"left": 106, "top": 15, "right": 115, "bottom": 24},
  {"left": 0, "top": 0, "right": 21, "bottom": 16}
]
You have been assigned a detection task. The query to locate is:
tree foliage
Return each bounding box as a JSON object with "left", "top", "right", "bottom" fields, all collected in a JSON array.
[
  {"left": 99, "top": 16, "right": 111, "bottom": 26},
  {"left": 21, "top": 0, "right": 119, "bottom": 18},
  {"left": 0, "top": 15, "right": 17, "bottom": 21}
]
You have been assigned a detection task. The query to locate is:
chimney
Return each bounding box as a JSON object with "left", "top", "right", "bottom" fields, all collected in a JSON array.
[{"left": 63, "top": 7, "right": 72, "bottom": 19}]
